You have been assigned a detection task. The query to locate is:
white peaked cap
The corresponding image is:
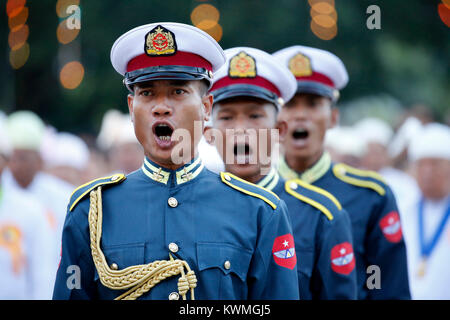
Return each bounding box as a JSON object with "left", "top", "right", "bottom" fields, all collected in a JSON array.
[
  {"left": 408, "top": 123, "right": 450, "bottom": 162},
  {"left": 273, "top": 45, "right": 348, "bottom": 101},
  {"left": 354, "top": 117, "right": 394, "bottom": 147},
  {"left": 111, "top": 22, "right": 226, "bottom": 90},
  {"left": 210, "top": 47, "right": 297, "bottom": 110},
  {"left": 6, "top": 110, "right": 45, "bottom": 151}
]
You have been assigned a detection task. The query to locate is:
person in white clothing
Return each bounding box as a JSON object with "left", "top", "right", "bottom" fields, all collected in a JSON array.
[
  {"left": 402, "top": 123, "right": 450, "bottom": 300},
  {"left": 0, "top": 121, "right": 54, "bottom": 299},
  {"left": 3, "top": 111, "right": 73, "bottom": 281}
]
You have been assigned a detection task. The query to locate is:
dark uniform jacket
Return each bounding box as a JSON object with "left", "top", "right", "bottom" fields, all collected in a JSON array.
[
  {"left": 279, "top": 152, "right": 411, "bottom": 300},
  {"left": 257, "top": 168, "right": 357, "bottom": 299},
  {"left": 53, "top": 157, "right": 299, "bottom": 300}
]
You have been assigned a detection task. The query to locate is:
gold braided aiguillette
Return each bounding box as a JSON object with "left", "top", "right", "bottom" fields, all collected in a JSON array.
[{"left": 88, "top": 186, "right": 197, "bottom": 300}]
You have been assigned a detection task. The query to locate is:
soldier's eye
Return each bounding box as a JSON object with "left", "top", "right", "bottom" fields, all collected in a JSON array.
[
  {"left": 250, "top": 114, "right": 263, "bottom": 119},
  {"left": 174, "top": 88, "right": 187, "bottom": 95},
  {"left": 140, "top": 90, "right": 151, "bottom": 96}
]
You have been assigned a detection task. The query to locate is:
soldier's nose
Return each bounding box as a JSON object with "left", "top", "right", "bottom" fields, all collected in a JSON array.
[{"left": 152, "top": 103, "right": 172, "bottom": 116}]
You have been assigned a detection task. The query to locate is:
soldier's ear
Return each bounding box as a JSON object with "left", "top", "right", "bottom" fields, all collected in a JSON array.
[
  {"left": 202, "top": 93, "right": 213, "bottom": 123},
  {"left": 276, "top": 119, "right": 288, "bottom": 143},
  {"left": 127, "top": 94, "right": 134, "bottom": 122},
  {"left": 329, "top": 106, "right": 339, "bottom": 129}
]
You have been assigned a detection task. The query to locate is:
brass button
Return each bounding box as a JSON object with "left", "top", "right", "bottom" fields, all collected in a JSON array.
[
  {"left": 111, "top": 174, "right": 121, "bottom": 181},
  {"left": 168, "top": 197, "right": 178, "bottom": 208},
  {"left": 110, "top": 263, "right": 119, "bottom": 270},
  {"left": 168, "top": 292, "right": 179, "bottom": 300},
  {"left": 224, "top": 260, "right": 231, "bottom": 270},
  {"left": 289, "top": 182, "right": 298, "bottom": 190},
  {"left": 168, "top": 242, "right": 179, "bottom": 253},
  {"left": 224, "top": 174, "right": 231, "bottom": 181}
]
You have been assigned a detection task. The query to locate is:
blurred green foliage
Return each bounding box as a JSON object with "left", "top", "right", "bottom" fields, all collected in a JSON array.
[{"left": 0, "top": 0, "right": 449, "bottom": 134}]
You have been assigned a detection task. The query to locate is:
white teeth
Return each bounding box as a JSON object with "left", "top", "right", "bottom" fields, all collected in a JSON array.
[{"left": 160, "top": 136, "right": 171, "bottom": 141}]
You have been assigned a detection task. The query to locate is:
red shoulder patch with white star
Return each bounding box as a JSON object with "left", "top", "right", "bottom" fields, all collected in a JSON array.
[
  {"left": 379, "top": 211, "right": 403, "bottom": 243},
  {"left": 331, "top": 242, "right": 355, "bottom": 275},
  {"left": 272, "top": 234, "right": 297, "bottom": 270}
]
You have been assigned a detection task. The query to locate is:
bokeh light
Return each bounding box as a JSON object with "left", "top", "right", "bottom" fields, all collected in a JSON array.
[
  {"left": 57, "top": 18, "right": 80, "bottom": 44},
  {"left": 8, "top": 24, "right": 29, "bottom": 51},
  {"left": 311, "top": 19, "right": 337, "bottom": 40},
  {"left": 6, "top": 0, "right": 26, "bottom": 18},
  {"left": 202, "top": 23, "right": 223, "bottom": 42},
  {"left": 9, "top": 42, "right": 30, "bottom": 69},
  {"left": 309, "top": 0, "right": 337, "bottom": 40},
  {"left": 190, "top": 4, "right": 220, "bottom": 29},
  {"left": 311, "top": 2, "right": 335, "bottom": 15},
  {"left": 308, "top": 0, "right": 334, "bottom": 7},
  {"left": 59, "top": 61, "right": 85, "bottom": 89},
  {"left": 8, "top": 6, "right": 28, "bottom": 32},
  {"left": 56, "top": 0, "right": 80, "bottom": 18},
  {"left": 438, "top": 3, "right": 450, "bottom": 27},
  {"left": 312, "top": 14, "right": 336, "bottom": 28}
]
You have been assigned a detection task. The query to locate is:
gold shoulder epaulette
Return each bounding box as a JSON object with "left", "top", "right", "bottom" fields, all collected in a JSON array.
[
  {"left": 332, "top": 163, "right": 386, "bottom": 196},
  {"left": 220, "top": 172, "right": 280, "bottom": 210},
  {"left": 68, "top": 174, "right": 126, "bottom": 211},
  {"left": 285, "top": 179, "right": 342, "bottom": 221}
]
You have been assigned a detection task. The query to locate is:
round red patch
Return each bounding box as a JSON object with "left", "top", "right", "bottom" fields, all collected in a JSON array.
[
  {"left": 330, "top": 242, "right": 355, "bottom": 275},
  {"left": 272, "top": 234, "right": 297, "bottom": 270},
  {"left": 379, "top": 211, "right": 403, "bottom": 243}
]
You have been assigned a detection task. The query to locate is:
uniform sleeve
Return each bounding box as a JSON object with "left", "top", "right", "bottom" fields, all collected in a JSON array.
[
  {"left": 365, "top": 186, "right": 411, "bottom": 299},
  {"left": 311, "top": 209, "right": 357, "bottom": 299},
  {"left": 247, "top": 200, "right": 300, "bottom": 300},
  {"left": 52, "top": 205, "right": 97, "bottom": 300}
]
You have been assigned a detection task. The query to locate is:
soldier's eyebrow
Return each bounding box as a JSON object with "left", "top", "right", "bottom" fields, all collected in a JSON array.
[{"left": 168, "top": 80, "right": 189, "bottom": 87}]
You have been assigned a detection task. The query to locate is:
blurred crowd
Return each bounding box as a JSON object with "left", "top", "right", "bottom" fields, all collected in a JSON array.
[{"left": 0, "top": 106, "right": 449, "bottom": 299}]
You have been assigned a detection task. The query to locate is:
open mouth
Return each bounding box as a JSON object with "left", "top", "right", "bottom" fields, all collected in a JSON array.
[
  {"left": 292, "top": 128, "right": 309, "bottom": 140},
  {"left": 152, "top": 122, "right": 174, "bottom": 147},
  {"left": 234, "top": 143, "right": 251, "bottom": 156},
  {"left": 233, "top": 142, "right": 254, "bottom": 165}
]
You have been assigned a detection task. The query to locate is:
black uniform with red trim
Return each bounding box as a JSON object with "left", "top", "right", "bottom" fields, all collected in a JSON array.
[
  {"left": 279, "top": 153, "right": 411, "bottom": 299},
  {"left": 257, "top": 168, "right": 357, "bottom": 299}
]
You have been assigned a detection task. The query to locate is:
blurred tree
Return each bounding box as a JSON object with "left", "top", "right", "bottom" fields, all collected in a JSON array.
[{"left": 0, "top": 0, "right": 448, "bottom": 134}]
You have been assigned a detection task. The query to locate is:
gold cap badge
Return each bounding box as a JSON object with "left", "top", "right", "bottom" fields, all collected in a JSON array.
[
  {"left": 229, "top": 51, "right": 257, "bottom": 78},
  {"left": 288, "top": 53, "right": 312, "bottom": 77},
  {"left": 145, "top": 25, "right": 177, "bottom": 56}
]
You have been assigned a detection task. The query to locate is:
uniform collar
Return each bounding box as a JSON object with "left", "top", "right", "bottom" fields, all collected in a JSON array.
[
  {"left": 278, "top": 152, "right": 331, "bottom": 184},
  {"left": 256, "top": 167, "right": 280, "bottom": 191},
  {"left": 141, "top": 157, "right": 204, "bottom": 185}
]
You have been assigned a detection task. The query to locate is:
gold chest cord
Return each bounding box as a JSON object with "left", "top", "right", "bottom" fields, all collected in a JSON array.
[{"left": 88, "top": 186, "right": 197, "bottom": 300}]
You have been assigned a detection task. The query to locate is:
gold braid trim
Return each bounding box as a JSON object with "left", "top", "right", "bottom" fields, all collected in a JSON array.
[{"left": 88, "top": 187, "right": 197, "bottom": 300}]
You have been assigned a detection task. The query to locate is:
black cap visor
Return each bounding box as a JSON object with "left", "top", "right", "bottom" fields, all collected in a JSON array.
[
  {"left": 211, "top": 84, "right": 281, "bottom": 109},
  {"left": 124, "top": 65, "right": 212, "bottom": 92},
  {"left": 296, "top": 81, "right": 340, "bottom": 102}
]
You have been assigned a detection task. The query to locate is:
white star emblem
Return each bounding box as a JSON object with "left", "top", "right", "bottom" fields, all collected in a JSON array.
[{"left": 282, "top": 240, "right": 289, "bottom": 247}]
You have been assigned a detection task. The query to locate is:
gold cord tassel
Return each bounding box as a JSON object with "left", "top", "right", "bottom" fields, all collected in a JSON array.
[{"left": 88, "top": 187, "right": 197, "bottom": 300}]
